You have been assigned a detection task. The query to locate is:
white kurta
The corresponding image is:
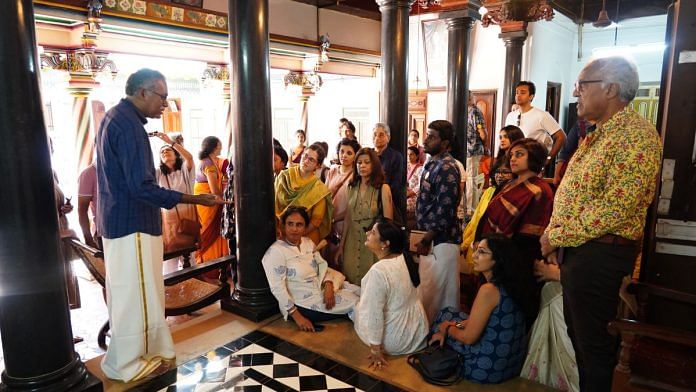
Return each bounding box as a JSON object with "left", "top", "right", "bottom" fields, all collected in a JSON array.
[
  {"left": 262, "top": 238, "right": 359, "bottom": 320},
  {"left": 353, "top": 255, "right": 428, "bottom": 355}
]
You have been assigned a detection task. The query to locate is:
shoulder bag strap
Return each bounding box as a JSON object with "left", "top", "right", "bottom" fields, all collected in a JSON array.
[{"left": 164, "top": 174, "right": 182, "bottom": 221}]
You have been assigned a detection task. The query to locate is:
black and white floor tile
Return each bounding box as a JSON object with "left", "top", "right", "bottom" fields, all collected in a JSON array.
[{"left": 154, "top": 331, "right": 403, "bottom": 392}]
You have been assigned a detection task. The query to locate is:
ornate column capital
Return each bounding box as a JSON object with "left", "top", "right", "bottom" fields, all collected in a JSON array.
[
  {"left": 446, "top": 16, "right": 475, "bottom": 31},
  {"left": 376, "top": 0, "right": 416, "bottom": 11},
  {"left": 480, "top": 0, "right": 554, "bottom": 28},
  {"left": 499, "top": 29, "right": 529, "bottom": 45},
  {"left": 202, "top": 64, "right": 231, "bottom": 99},
  {"left": 283, "top": 71, "right": 323, "bottom": 96}
]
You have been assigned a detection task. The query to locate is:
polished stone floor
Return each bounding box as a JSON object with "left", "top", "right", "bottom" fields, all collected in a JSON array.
[{"left": 0, "top": 261, "right": 555, "bottom": 391}]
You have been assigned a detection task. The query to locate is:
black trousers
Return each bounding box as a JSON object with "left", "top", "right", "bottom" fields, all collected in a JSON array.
[{"left": 561, "top": 241, "right": 637, "bottom": 392}]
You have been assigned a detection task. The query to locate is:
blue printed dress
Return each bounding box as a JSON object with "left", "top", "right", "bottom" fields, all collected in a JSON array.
[{"left": 431, "top": 286, "right": 527, "bottom": 384}]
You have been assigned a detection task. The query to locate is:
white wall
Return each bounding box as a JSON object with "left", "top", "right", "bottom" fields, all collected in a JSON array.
[
  {"left": 204, "top": 0, "right": 381, "bottom": 52},
  {"left": 525, "top": 11, "right": 577, "bottom": 129},
  {"left": 571, "top": 15, "right": 667, "bottom": 86}
]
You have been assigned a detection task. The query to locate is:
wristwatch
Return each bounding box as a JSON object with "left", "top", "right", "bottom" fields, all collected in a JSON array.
[{"left": 455, "top": 321, "right": 465, "bottom": 329}]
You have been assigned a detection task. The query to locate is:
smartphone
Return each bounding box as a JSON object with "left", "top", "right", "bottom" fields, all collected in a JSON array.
[{"left": 147, "top": 131, "right": 160, "bottom": 137}]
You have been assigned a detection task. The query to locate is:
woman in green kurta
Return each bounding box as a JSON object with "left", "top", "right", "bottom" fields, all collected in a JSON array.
[{"left": 337, "top": 148, "right": 393, "bottom": 284}]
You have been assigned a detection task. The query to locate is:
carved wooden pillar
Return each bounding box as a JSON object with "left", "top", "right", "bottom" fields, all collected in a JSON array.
[
  {"left": 480, "top": 0, "right": 554, "bottom": 119},
  {"left": 222, "top": 0, "right": 278, "bottom": 321},
  {"left": 283, "top": 71, "right": 323, "bottom": 137},
  {"left": 499, "top": 29, "right": 528, "bottom": 119},
  {"left": 376, "top": 0, "right": 414, "bottom": 220},
  {"left": 445, "top": 15, "right": 475, "bottom": 163},
  {"left": 203, "top": 64, "right": 232, "bottom": 151},
  {"left": 0, "top": 1, "right": 102, "bottom": 390}
]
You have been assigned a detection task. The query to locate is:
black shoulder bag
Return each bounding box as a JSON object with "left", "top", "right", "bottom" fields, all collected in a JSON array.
[{"left": 407, "top": 342, "right": 462, "bottom": 386}]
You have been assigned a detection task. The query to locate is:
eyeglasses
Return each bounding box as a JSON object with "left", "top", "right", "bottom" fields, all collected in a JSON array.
[
  {"left": 516, "top": 113, "right": 521, "bottom": 127},
  {"left": 574, "top": 80, "right": 603, "bottom": 93},
  {"left": 473, "top": 247, "right": 492, "bottom": 255},
  {"left": 147, "top": 89, "right": 168, "bottom": 101},
  {"left": 494, "top": 170, "right": 512, "bottom": 176},
  {"left": 302, "top": 154, "right": 318, "bottom": 164}
]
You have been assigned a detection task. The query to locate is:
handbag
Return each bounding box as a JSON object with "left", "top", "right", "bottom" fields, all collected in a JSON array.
[
  {"left": 407, "top": 343, "right": 463, "bottom": 386},
  {"left": 164, "top": 174, "right": 201, "bottom": 251}
]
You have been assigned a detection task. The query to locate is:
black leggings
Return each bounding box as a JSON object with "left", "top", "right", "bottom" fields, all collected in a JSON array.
[{"left": 296, "top": 306, "right": 349, "bottom": 324}]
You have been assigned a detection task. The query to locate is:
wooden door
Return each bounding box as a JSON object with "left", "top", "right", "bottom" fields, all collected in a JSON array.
[
  {"left": 408, "top": 91, "right": 427, "bottom": 143},
  {"left": 471, "top": 89, "right": 497, "bottom": 153}
]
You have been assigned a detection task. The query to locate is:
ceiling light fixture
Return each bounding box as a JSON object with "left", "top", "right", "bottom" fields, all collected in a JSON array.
[{"left": 593, "top": 0, "right": 612, "bottom": 28}]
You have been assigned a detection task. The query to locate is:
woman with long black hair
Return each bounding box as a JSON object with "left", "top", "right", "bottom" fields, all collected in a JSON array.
[
  {"left": 352, "top": 219, "right": 428, "bottom": 369},
  {"left": 429, "top": 234, "right": 535, "bottom": 384}
]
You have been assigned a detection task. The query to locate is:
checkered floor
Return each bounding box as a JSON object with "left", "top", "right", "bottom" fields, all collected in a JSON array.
[{"left": 153, "top": 330, "right": 401, "bottom": 392}]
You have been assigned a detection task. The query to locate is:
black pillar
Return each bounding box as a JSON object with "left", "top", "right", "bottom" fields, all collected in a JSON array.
[
  {"left": 446, "top": 16, "right": 475, "bottom": 164},
  {"left": 499, "top": 30, "right": 528, "bottom": 120},
  {"left": 220, "top": 0, "right": 278, "bottom": 321},
  {"left": 0, "top": 1, "right": 101, "bottom": 391},
  {"left": 376, "top": 0, "right": 413, "bottom": 218}
]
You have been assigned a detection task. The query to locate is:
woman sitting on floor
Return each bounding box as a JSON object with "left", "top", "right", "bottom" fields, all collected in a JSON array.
[
  {"left": 262, "top": 206, "right": 359, "bottom": 332},
  {"left": 429, "top": 234, "right": 534, "bottom": 384},
  {"left": 352, "top": 219, "right": 428, "bottom": 369}
]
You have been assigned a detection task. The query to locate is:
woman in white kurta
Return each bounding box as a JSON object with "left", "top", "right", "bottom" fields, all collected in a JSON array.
[
  {"left": 262, "top": 206, "right": 359, "bottom": 331},
  {"left": 353, "top": 219, "right": 428, "bottom": 369},
  {"left": 154, "top": 133, "right": 196, "bottom": 253}
]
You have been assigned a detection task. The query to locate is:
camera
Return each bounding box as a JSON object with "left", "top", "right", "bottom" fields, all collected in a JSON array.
[{"left": 147, "top": 131, "right": 160, "bottom": 137}]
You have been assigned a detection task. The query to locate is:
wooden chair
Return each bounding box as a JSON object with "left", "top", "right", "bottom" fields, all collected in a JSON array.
[
  {"left": 608, "top": 282, "right": 696, "bottom": 392},
  {"left": 65, "top": 237, "right": 233, "bottom": 349}
]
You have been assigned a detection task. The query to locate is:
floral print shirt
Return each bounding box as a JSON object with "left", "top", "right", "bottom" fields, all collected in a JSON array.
[
  {"left": 546, "top": 107, "right": 662, "bottom": 247},
  {"left": 416, "top": 152, "right": 462, "bottom": 245}
]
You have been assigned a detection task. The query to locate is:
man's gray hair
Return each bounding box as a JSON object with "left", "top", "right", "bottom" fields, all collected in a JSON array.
[
  {"left": 590, "top": 56, "right": 639, "bottom": 103},
  {"left": 125, "top": 68, "right": 166, "bottom": 96},
  {"left": 373, "top": 122, "right": 390, "bottom": 135}
]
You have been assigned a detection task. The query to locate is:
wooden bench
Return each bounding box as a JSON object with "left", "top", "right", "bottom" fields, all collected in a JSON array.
[
  {"left": 608, "top": 282, "right": 696, "bottom": 392},
  {"left": 65, "top": 237, "right": 233, "bottom": 349}
]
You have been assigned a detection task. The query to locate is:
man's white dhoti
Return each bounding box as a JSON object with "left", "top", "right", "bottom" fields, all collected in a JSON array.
[
  {"left": 417, "top": 242, "right": 461, "bottom": 323},
  {"left": 101, "top": 232, "right": 174, "bottom": 382}
]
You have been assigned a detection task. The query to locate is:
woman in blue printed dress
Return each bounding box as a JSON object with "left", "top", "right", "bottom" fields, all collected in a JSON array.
[{"left": 429, "top": 234, "right": 535, "bottom": 384}]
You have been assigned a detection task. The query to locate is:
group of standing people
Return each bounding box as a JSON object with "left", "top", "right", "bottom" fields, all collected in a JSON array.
[{"left": 85, "top": 53, "right": 661, "bottom": 391}]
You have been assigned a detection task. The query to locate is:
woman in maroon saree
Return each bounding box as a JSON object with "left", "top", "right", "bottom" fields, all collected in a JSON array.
[{"left": 480, "top": 138, "right": 554, "bottom": 324}]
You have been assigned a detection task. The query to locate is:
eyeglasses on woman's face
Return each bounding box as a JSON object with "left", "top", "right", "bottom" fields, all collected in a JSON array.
[{"left": 473, "top": 247, "right": 492, "bottom": 255}]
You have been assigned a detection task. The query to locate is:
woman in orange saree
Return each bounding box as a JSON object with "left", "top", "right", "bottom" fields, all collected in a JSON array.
[{"left": 194, "top": 136, "right": 229, "bottom": 267}]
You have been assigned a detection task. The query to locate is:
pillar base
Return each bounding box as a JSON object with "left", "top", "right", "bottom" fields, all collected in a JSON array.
[
  {"left": 0, "top": 356, "right": 103, "bottom": 392},
  {"left": 221, "top": 293, "right": 278, "bottom": 323}
]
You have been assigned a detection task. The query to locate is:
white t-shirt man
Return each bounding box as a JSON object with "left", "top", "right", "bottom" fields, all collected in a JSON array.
[{"left": 504, "top": 107, "right": 562, "bottom": 150}]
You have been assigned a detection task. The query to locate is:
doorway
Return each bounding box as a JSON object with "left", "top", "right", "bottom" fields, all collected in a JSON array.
[{"left": 546, "top": 82, "right": 562, "bottom": 121}]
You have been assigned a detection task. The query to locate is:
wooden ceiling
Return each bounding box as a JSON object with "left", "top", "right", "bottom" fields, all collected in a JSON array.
[{"left": 291, "top": 0, "right": 672, "bottom": 23}]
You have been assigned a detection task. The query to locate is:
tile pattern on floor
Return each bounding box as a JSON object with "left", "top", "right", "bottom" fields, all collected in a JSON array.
[{"left": 158, "top": 330, "right": 403, "bottom": 392}]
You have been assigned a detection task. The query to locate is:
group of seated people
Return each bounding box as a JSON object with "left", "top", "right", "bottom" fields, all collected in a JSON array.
[{"left": 262, "top": 121, "right": 576, "bottom": 388}]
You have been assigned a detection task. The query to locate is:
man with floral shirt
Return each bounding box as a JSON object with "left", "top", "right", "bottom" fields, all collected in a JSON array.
[
  {"left": 540, "top": 57, "right": 662, "bottom": 392},
  {"left": 416, "top": 120, "right": 462, "bottom": 321}
]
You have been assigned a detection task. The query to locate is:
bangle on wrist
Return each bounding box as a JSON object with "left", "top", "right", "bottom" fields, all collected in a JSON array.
[{"left": 288, "top": 306, "right": 297, "bottom": 315}]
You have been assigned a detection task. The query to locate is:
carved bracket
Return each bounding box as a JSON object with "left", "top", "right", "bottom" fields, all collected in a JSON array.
[
  {"left": 202, "top": 64, "right": 230, "bottom": 83},
  {"left": 480, "top": 0, "right": 554, "bottom": 28},
  {"left": 283, "top": 71, "right": 323, "bottom": 95},
  {"left": 40, "top": 49, "right": 117, "bottom": 79}
]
